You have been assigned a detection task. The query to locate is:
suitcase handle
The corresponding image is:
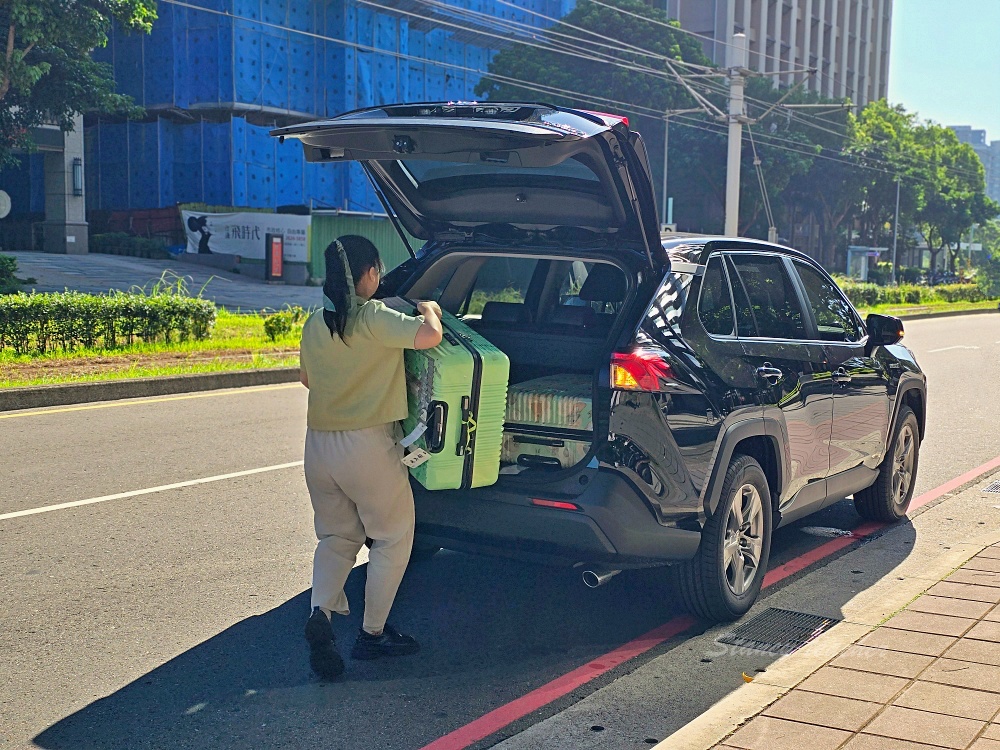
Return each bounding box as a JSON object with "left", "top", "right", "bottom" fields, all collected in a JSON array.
[
  {"left": 426, "top": 401, "right": 448, "bottom": 454},
  {"left": 516, "top": 454, "right": 562, "bottom": 470}
]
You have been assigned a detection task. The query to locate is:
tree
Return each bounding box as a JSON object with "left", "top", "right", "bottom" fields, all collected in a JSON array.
[
  {"left": 0, "top": 0, "right": 156, "bottom": 169},
  {"left": 913, "top": 124, "right": 999, "bottom": 273}
]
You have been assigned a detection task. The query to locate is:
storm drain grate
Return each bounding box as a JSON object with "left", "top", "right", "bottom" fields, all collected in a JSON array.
[
  {"left": 717, "top": 608, "right": 840, "bottom": 655},
  {"left": 983, "top": 480, "right": 1000, "bottom": 494}
]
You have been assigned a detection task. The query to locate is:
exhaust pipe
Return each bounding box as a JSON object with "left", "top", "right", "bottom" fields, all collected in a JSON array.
[{"left": 582, "top": 566, "right": 622, "bottom": 588}]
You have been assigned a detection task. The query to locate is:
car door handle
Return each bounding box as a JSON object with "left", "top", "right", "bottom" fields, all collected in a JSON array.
[
  {"left": 756, "top": 364, "right": 784, "bottom": 385},
  {"left": 832, "top": 367, "right": 852, "bottom": 384}
]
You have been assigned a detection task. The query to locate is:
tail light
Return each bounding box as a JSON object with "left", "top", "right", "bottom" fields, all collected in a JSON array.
[
  {"left": 581, "top": 110, "right": 629, "bottom": 128},
  {"left": 611, "top": 350, "right": 673, "bottom": 392},
  {"left": 531, "top": 498, "right": 582, "bottom": 511}
]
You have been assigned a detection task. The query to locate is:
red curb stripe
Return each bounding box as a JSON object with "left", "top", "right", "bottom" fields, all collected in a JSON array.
[
  {"left": 419, "top": 616, "right": 697, "bottom": 750},
  {"left": 420, "top": 453, "right": 1000, "bottom": 750}
]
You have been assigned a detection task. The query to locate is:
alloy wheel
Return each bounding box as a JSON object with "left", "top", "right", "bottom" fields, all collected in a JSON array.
[
  {"left": 892, "top": 423, "right": 915, "bottom": 508},
  {"left": 723, "top": 483, "right": 764, "bottom": 596}
]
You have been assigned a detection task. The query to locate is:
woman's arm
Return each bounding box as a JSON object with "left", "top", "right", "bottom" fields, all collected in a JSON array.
[{"left": 414, "top": 302, "right": 443, "bottom": 350}]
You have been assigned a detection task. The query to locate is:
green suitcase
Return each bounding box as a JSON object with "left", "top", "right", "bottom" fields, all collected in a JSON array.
[
  {"left": 382, "top": 298, "right": 510, "bottom": 490},
  {"left": 501, "top": 375, "right": 593, "bottom": 470}
]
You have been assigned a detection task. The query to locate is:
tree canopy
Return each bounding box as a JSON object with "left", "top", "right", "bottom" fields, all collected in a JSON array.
[{"left": 0, "top": 0, "right": 156, "bottom": 168}]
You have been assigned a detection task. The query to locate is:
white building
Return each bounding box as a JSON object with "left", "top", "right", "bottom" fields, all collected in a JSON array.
[
  {"left": 950, "top": 126, "right": 1000, "bottom": 205},
  {"left": 665, "top": 0, "right": 893, "bottom": 107}
]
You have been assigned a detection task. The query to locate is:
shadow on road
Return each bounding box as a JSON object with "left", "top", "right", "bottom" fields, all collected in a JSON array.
[{"left": 34, "top": 512, "right": 918, "bottom": 750}]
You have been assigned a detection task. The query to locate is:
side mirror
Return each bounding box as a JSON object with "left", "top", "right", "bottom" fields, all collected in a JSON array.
[{"left": 866, "top": 313, "right": 904, "bottom": 347}]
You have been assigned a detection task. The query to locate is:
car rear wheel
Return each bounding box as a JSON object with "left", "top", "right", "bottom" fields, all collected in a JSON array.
[
  {"left": 671, "top": 454, "right": 773, "bottom": 622},
  {"left": 854, "top": 406, "right": 920, "bottom": 523}
]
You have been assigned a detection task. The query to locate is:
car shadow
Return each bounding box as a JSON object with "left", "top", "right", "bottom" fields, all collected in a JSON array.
[{"left": 33, "top": 551, "right": 692, "bottom": 750}]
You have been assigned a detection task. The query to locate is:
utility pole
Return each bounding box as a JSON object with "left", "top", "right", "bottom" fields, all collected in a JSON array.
[
  {"left": 891, "top": 175, "right": 900, "bottom": 285},
  {"left": 725, "top": 33, "right": 749, "bottom": 237}
]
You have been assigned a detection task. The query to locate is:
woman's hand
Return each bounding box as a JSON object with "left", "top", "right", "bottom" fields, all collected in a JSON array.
[{"left": 416, "top": 300, "right": 442, "bottom": 318}]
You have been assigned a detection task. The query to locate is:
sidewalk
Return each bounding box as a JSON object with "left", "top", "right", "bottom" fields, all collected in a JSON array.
[
  {"left": 659, "top": 490, "right": 1000, "bottom": 750},
  {"left": 9, "top": 251, "right": 322, "bottom": 311},
  {"left": 714, "top": 547, "right": 1000, "bottom": 750}
]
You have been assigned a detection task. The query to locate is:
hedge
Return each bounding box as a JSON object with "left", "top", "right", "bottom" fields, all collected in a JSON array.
[
  {"left": 0, "top": 291, "right": 217, "bottom": 355},
  {"left": 90, "top": 233, "right": 173, "bottom": 260},
  {"left": 837, "top": 281, "right": 986, "bottom": 308}
]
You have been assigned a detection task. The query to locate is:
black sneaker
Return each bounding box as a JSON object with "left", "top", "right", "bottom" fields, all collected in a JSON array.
[
  {"left": 305, "top": 607, "right": 345, "bottom": 680},
  {"left": 351, "top": 624, "right": 420, "bottom": 661}
]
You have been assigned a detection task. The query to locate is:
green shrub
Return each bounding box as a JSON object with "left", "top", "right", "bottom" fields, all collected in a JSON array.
[
  {"left": 90, "top": 233, "right": 172, "bottom": 260},
  {"left": 465, "top": 288, "right": 524, "bottom": 316},
  {"left": 263, "top": 306, "right": 306, "bottom": 342},
  {"left": 0, "top": 291, "right": 217, "bottom": 355},
  {"left": 837, "top": 280, "right": 986, "bottom": 308},
  {"left": 0, "top": 254, "right": 34, "bottom": 294},
  {"left": 977, "top": 253, "right": 1000, "bottom": 299}
]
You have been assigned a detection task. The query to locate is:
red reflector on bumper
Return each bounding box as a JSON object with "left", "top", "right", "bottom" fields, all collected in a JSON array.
[{"left": 531, "top": 498, "right": 581, "bottom": 511}]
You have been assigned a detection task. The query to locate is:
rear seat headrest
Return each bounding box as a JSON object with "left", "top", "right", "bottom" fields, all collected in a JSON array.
[
  {"left": 579, "top": 265, "right": 627, "bottom": 304},
  {"left": 480, "top": 301, "right": 532, "bottom": 324},
  {"left": 549, "top": 305, "right": 596, "bottom": 328}
]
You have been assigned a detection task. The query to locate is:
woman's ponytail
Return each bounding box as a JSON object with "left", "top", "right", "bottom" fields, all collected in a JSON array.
[{"left": 322, "top": 235, "right": 384, "bottom": 341}]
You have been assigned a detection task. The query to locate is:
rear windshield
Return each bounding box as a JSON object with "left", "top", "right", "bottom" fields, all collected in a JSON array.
[{"left": 399, "top": 156, "right": 600, "bottom": 185}]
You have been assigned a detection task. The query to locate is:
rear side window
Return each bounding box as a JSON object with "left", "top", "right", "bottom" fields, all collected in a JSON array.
[
  {"left": 794, "top": 261, "right": 862, "bottom": 342},
  {"left": 461, "top": 257, "right": 537, "bottom": 317},
  {"left": 728, "top": 255, "right": 807, "bottom": 340},
  {"left": 698, "top": 256, "right": 735, "bottom": 336}
]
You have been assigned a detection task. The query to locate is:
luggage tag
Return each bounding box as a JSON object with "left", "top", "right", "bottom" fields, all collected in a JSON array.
[{"left": 399, "top": 420, "right": 431, "bottom": 468}]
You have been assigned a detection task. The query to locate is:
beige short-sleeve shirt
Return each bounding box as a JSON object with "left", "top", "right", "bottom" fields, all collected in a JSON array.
[{"left": 299, "top": 299, "right": 425, "bottom": 432}]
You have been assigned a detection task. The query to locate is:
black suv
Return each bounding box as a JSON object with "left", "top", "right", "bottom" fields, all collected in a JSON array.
[{"left": 274, "top": 103, "right": 927, "bottom": 621}]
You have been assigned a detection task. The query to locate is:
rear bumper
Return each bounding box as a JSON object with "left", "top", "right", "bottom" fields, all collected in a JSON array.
[{"left": 412, "top": 469, "right": 701, "bottom": 567}]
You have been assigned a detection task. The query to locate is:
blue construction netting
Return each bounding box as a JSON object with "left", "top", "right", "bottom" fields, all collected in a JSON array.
[
  {"left": 88, "top": 0, "right": 575, "bottom": 212},
  {"left": 0, "top": 154, "right": 46, "bottom": 215}
]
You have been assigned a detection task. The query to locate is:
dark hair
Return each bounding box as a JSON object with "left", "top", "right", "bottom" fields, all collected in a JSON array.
[{"left": 323, "top": 235, "right": 383, "bottom": 341}]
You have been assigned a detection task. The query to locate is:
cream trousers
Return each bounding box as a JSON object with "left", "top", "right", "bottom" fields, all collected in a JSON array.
[{"left": 304, "top": 424, "right": 414, "bottom": 633}]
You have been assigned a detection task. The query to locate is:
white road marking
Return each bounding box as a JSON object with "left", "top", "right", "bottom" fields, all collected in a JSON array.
[
  {"left": 0, "top": 461, "right": 303, "bottom": 522},
  {"left": 927, "top": 345, "right": 981, "bottom": 353}
]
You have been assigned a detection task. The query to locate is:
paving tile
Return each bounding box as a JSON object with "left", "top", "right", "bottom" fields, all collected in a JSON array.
[
  {"left": 886, "top": 611, "right": 976, "bottom": 637},
  {"left": 844, "top": 735, "right": 955, "bottom": 749},
  {"left": 831, "top": 645, "right": 935, "bottom": 678},
  {"left": 966, "top": 558, "right": 1000, "bottom": 574},
  {"left": 859, "top": 628, "right": 957, "bottom": 657},
  {"left": 910, "top": 596, "right": 994, "bottom": 620},
  {"left": 893, "top": 681, "right": 1000, "bottom": 721},
  {"left": 978, "top": 548, "right": 1000, "bottom": 560},
  {"left": 985, "top": 726, "right": 1000, "bottom": 740},
  {"left": 944, "top": 638, "right": 1000, "bottom": 667},
  {"left": 763, "top": 690, "right": 881, "bottom": 731},
  {"left": 927, "top": 582, "right": 1000, "bottom": 604},
  {"left": 862, "top": 705, "right": 985, "bottom": 749},
  {"left": 725, "top": 716, "right": 851, "bottom": 750},
  {"left": 968, "top": 739, "right": 1000, "bottom": 750},
  {"left": 969, "top": 621, "right": 1000, "bottom": 643},
  {"left": 923, "top": 659, "right": 1000, "bottom": 693},
  {"left": 949, "top": 570, "right": 1000, "bottom": 589},
  {"left": 797, "top": 666, "right": 908, "bottom": 703},
  {"left": 987, "top": 605, "right": 1000, "bottom": 623}
]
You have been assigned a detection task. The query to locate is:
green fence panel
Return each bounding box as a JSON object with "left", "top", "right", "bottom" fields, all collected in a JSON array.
[{"left": 309, "top": 214, "right": 421, "bottom": 281}]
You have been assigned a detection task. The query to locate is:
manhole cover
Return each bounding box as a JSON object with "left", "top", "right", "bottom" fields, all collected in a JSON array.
[
  {"left": 983, "top": 480, "right": 1000, "bottom": 494},
  {"left": 717, "top": 608, "right": 840, "bottom": 655}
]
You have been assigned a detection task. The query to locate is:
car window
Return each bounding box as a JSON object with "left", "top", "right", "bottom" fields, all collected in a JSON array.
[
  {"left": 698, "top": 256, "right": 735, "bottom": 336},
  {"left": 460, "top": 257, "right": 537, "bottom": 317},
  {"left": 727, "top": 255, "right": 807, "bottom": 340},
  {"left": 793, "top": 261, "right": 862, "bottom": 343},
  {"left": 557, "top": 261, "right": 593, "bottom": 307}
]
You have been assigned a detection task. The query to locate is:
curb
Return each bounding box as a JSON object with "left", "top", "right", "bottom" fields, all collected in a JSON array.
[{"left": 0, "top": 367, "right": 300, "bottom": 412}]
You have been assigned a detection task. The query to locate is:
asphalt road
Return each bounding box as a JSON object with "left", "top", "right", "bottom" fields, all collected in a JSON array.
[{"left": 1, "top": 312, "right": 998, "bottom": 750}]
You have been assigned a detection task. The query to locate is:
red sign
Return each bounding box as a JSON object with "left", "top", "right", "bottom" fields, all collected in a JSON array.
[{"left": 269, "top": 235, "right": 283, "bottom": 278}]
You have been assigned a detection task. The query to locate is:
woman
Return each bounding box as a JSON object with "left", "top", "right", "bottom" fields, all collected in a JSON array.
[{"left": 299, "top": 235, "right": 442, "bottom": 680}]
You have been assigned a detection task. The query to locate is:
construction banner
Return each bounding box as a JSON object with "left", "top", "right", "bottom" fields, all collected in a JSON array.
[{"left": 181, "top": 211, "right": 310, "bottom": 262}]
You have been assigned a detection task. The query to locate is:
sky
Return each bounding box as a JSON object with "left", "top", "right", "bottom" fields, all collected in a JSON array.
[{"left": 887, "top": 0, "right": 1000, "bottom": 141}]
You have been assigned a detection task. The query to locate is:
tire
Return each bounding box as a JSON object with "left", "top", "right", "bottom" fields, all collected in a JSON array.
[
  {"left": 671, "top": 454, "right": 773, "bottom": 622},
  {"left": 854, "top": 406, "right": 920, "bottom": 523}
]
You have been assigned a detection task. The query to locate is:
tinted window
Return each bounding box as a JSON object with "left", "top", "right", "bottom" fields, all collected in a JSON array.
[
  {"left": 460, "top": 257, "right": 538, "bottom": 317},
  {"left": 794, "top": 261, "right": 862, "bottom": 342},
  {"left": 698, "top": 256, "right": 735, "bottom": 336},
  {"left": 728, "top": 255, "right": 807, "bottom": 340}
]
